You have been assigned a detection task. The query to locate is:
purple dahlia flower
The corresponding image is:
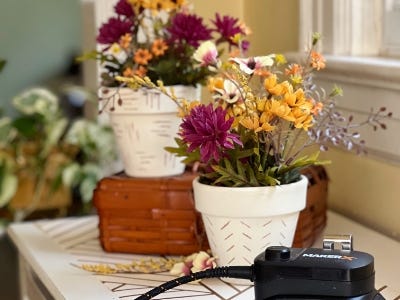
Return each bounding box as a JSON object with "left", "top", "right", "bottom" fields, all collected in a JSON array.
[
  {"left": 114, "top": 0, "right": 134, "bottom": 18},
  {"left": 97, "top": 17, "right": 133, "bottom": 45},
  {"left": 180, "top": 104, "right": 242, "bottom": 163},
  {"left": 212, "top": 13, "right": 243, "bottom": 45},
  {"left": 167, "top": 13, "right": 212, "bottom": 47}
]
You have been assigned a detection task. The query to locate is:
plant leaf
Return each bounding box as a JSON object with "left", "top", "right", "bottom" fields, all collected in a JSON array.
[
  {"left": 0, "top": 161, "right": 18, "bottom": 207},
  {"left": 0, "top": 59, "right": 6, "bottom": 73}
]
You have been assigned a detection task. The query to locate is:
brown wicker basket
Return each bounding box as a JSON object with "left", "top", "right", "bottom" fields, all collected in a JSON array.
[
  {"left": 94, "top": 166, "right": 328, "bottom": 255},
  {"left": 293, "top": 165, "right": 329, "bottom": 248},
  {"left": 93, "top": 171, "right": 208, "bottom": 255}
]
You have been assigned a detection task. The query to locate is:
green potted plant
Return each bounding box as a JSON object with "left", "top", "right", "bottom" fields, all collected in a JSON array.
[{"left": 0, "top": 87, "right": 117, "bottom": 223}]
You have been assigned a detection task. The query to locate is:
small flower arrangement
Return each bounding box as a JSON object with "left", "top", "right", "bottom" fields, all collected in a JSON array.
[
  {"left": 118, "top": 33, "right": 392, "bottom": 187},
  {"left": 79, "top": 0, "right": 250, "bottom": 87}
]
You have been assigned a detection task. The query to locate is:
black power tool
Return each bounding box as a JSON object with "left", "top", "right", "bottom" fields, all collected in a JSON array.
[
  {"left": 136, "top": 234, "right": 384, "bottom": 300},
  {"left": 254, "top": 234, "right": 383, "bottom": 299}
]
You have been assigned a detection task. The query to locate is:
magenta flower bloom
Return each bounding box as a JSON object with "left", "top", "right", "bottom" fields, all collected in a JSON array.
[
  {"left": 212, "top": 13, "right": 245, "bottom": 46},
  {"left": 241, "top": 40, "right": 250, "bottom": 52},
  {"left": 114, "top": 0, "right": 134, "bottom": 18},
  {"left": 180, "top": 104, "right": 242, "bottom": 163},
  {"left": 167, "top": 13, "right": 212, "bottom": 47},
  {"left": 97, "top": 17, "right": 133, "bottom": 45}
]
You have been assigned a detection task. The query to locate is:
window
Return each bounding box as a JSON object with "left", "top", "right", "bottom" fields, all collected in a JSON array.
[
  {"left": 299, "top": 0, "right": 383, "bottom": 56},
  {"left": 298, "top": 0, "right": 400, "bottom": 162},
  {"left": 382, "top": 0, "right": 400, "bottom": 57},
  {"left": 300, "top": 0, "right": 400, "bottom": 58}
]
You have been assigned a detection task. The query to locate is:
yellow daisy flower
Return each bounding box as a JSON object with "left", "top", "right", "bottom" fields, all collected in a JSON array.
[{"left": 268, "top": 99, "right": 295, "bottom": 122}]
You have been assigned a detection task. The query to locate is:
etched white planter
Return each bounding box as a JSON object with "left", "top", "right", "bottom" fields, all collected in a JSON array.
[
  {"left": 193, "top": 176, "right": 308, "bottom": 285},
  {"left": 104, "top": 86, "right": 199, "bottom": 177}
]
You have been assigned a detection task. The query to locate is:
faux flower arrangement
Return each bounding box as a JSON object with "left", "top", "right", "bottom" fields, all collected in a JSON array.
[
  {"left": 117, "top": 33, "right": 392, "bottom": 187},
  {"left": 78, "top": 0, "right": 250, "bottom": 87},
  {"left": 0, "top": 88, "right": 117, "bottom": 220}
]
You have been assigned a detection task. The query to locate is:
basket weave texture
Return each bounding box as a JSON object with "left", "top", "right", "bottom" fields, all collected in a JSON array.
[
  {"left": 94, "top": 166, "right": 328, "bottom": 255},
  {"left": 293, "top": 165, "right": 329, "bottom": 248},
  {"left": 93, "top": 171, "right": 208, "bottom": 255}
]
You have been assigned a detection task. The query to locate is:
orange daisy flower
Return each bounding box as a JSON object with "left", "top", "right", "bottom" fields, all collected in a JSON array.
[
  {"left": 311, "top": 101, "right": 323, "bottom": 115},
  {"left": 310, "top": 50, "right": 326, "bottom": 70},
  {"left": 254, "top": 68, "right": 271, "bottom": 77},
  {"left": 123, "top": 67, "right": 135, "bottom": 77},
  {"left": 134, "top": 49, "right": 153, "bottom": 65},
  {"left": 134, "top": 65, "right": 147, "bottom": 77},
  {"left": 151, "top": 39, "right": 168, "bottom": 56},
  {"left": 119, "top": 33, "right": 132, "bottom": 49},
  {"left": 285, "top": 63, "right": 303, "bottom": 76}
]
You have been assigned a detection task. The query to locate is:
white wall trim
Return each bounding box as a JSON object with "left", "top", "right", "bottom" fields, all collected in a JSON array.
[{"left": 319, "top": 55, "right": 400, "bottom": 91}]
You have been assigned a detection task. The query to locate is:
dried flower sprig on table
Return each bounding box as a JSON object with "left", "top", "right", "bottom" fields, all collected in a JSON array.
[
  {"left": 81, "top": 257, "right": 183, "bottom": 274},
  {"left": 80, "top": 251, "right": 216, "bottom": 277}
]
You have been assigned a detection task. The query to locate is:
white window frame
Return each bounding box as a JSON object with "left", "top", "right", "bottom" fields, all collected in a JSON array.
[
  {"left": 298, "top": 0, "right": 400, "bottom": 163},
  {"left": 382, "top": 0, "right": 400, "bottom": 57},
  {"left": 80, "top": 0, "right": 117, "bottom": 118},
  {"left": 299, "top": 0, "right": 382, "bottom": 56}
]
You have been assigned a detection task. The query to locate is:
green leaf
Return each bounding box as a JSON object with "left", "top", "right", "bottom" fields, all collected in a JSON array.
[
  {"left": 210, "top": 158, "right": 259, "bottom": 187},
  {"left": 79, "top": 176, "right": 97, "bottom": 203},
  {"left": 0, "top": 165, "right": 18, "bottom": 207},
  {"left": 62, "top": 162, "right": 81, "bottom": 187},
  {"left": 224, "top": 158, "right": 235, "bottom": 174},
  {"left": 237, "top": 160, "right": 246, "bottom": 179},
  {"left": 12, "top": 115, "right": 40, "bottom": 138},
  {"left": 41, "top": 118, "right": 68, "bottom": 157},
  {"left": 165, "top": 138, "right": 200, "bottom": 164},
  {"left": 76, "top": 51, "right": 111, "bottom": 64},
  {"left": 246, "top": 164, "right": 259, "bottom": 186},
  {"left": 0, "top": 117, "right": 13, "bottom": 143},
  {"left": 0, "top": 59, "right": 6, "bottom": 73}
]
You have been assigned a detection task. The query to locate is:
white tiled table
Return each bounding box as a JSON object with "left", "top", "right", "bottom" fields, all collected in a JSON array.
[{"left": 7, "top": 211, "right": 400, "bottom": 300}]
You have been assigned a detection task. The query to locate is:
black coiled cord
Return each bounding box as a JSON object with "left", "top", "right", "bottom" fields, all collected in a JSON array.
[{"left": 135, "top": 265, "right": 254, "bottom": 300}]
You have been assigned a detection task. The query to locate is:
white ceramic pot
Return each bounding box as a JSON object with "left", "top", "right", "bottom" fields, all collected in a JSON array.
[
  {"left": 193, "top": 176, "right": 308, "bottom": 285},
  {"left": 103, "top": 86, "right": 199, "bottom": 177}
]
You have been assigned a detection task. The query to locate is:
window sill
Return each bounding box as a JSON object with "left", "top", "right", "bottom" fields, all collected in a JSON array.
[
  {"left": 286, "top": 52, "right": 400, "bottom": 90},
  {"left": 319, "top": 55, "right": 400, "bottom": 90},
  {"left": 319, "top": 55, "right": 400, "bottom": 163}
]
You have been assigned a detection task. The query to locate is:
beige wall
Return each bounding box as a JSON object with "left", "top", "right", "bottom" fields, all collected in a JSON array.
[
  {"left": 192, "top": 0, "right": 299, "bottom": 55},
  {"left": 244, "top": 0, "right": 299, "bottom": 55},
  {"left": 322, "top": 150, "right": 400, "bottom": 241},
  {"left": 191, "top": 0, "right": 244, "bottom": 20},
  {"left": 316, "top": 71, "right": 400, "bottom": 241}
]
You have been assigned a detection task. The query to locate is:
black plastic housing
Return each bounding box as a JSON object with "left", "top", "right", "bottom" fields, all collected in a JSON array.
[{"left": 253, "top": 246, "right": 383, "bottom": 300}]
